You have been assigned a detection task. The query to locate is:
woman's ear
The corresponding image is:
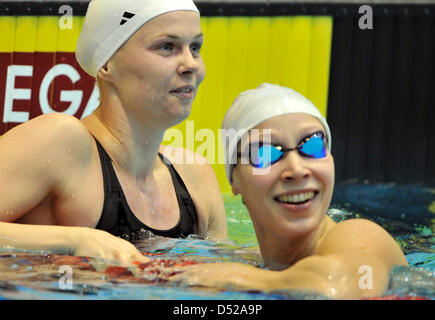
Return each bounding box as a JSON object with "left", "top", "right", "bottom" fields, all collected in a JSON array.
[
  {"left": 97, "top": 62, "right": 112, "bottom": 83},
  {"left": 231, "top": 168, "right": 240, "bottom": 195}
]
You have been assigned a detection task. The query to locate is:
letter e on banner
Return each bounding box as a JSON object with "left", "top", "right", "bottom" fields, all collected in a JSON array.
[{"left": 4, "top": 65, "right": 33, "bottom": 123}]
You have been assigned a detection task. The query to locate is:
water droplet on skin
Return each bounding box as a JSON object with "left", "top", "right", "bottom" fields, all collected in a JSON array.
[
  {"left": 72, "top": 194, "right": 76, "bottom": 199},
  {"left": 47, "top": 159, "right": 51, "bottom": 164}
]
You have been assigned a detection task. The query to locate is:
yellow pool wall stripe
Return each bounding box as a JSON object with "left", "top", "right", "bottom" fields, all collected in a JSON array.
[
  {"left": 35, "top": 17, "right": 59, "bottom": 52},
  {"left": 0, "top": 15, "right": 333, "bottom": 194},
  {"left": 14, "top": 16, "right": 38, "bottom": 52},
  {"left": 308, "top": 17, "right": 333, "bottom": 117},
  {"left": 57, "top": 16, "right": 83, "bottom": 53},
  {"left": 0, "top": 16, "right": 17, "bottom": 52}
]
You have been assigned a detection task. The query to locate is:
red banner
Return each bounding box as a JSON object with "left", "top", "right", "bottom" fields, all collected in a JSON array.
[{"left": 0, "top": 52, "right": 98, "bottom": 134}]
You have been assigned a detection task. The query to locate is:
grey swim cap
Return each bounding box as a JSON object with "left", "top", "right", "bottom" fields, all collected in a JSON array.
[
  {"left": 76, "top": 0, "right": 199, "bottom": 77},
  {"left": 221, "top": 83, "right": 332, "bottom": 183}
]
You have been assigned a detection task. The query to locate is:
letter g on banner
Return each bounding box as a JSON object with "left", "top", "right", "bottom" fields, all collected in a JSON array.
[{"left": 39, "top": 64, "right": 83, "bottom": 115}]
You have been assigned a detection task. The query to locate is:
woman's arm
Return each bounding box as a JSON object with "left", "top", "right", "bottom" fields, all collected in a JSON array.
[
  {"left": 169, "top": 219, "right": 407, "bottom": 299},
  {"left": 0, "top": 222, "right": 148, "bottom": 265},
  {"left": 302, "top": 218, "right": 408, "bottom": 298},
  {"left": 0, "top": 114, "right": 148, "bottom": 265},
  {"left": 167, "top": 253, "right": 384, "bottom": 298}
]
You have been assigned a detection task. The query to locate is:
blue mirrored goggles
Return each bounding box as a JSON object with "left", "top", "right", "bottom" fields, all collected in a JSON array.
[{"left": 241, "top": 132, "right": 328, "bottom": 169}]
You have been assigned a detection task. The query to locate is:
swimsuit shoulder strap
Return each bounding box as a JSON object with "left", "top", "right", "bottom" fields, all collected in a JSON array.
[
  {"left": 94, "top": 138, "right": 123, "bottom": 194},
  {"left": 157, "top": 152, "right": 199, "bottom": 234}
]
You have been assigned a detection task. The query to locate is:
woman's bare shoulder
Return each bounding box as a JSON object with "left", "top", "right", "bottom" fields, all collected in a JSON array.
[
  {"left": 1, "top": 113, "right": 94, "bottom": 165},
  {"left": 320, "top": 218, "right": 394, "bottom": 248},
  {"left": 0, "top": 114, "right": 98, "bottom": 223},
  {"left": 328, "top": 218, "right": 390, "bottom": 237},
  {"left": 317, "top": 218, "right": 407, "bottom": 265}
]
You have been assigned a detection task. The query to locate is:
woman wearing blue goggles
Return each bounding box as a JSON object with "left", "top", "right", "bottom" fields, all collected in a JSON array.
[
  {"left": 241, "top": 131, "right": 328, "bottom": 169},
  {"left": 169, "top": 84, "right": 407, "bottom": 299}
]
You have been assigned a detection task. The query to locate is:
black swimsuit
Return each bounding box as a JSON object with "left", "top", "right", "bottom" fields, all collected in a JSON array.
[{"left": 93, "top": 139, "right": 198, "bottom": 239}]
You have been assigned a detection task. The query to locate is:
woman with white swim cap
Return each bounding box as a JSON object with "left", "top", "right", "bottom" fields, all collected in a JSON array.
[
  {"left": 0, "top": 0, "right": 227, "bottom": 266},
  {"left": 169, "top": 83, "right": 407, "bottom": 299}
]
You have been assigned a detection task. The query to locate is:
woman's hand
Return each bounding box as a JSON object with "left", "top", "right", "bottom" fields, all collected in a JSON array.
[
  {"left": 73, "top": 227, "right": 149, "bottom": 266},
  {"left": 167, "top": 262, "right": 275, "bottom": 291}
]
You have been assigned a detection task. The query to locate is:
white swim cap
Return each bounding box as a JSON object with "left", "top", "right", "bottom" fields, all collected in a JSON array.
[
  {"left": 76, "top": 0, "right": 199, "bottom": 77},
  {"left": 221, "top": 83, "right": 332, "bottom": 183}
]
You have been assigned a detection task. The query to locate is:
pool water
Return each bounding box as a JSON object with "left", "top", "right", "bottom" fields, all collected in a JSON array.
[{"left": 0, "top": 184, "right": 434, "bottom": 300}]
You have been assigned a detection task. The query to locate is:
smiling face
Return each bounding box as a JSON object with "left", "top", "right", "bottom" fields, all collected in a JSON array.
[
  {"left": 231, "top": 113, "right": 335, "bottom": 240},
  {"left": 99, "top": 10, "right": 205, "bottom": 126}
]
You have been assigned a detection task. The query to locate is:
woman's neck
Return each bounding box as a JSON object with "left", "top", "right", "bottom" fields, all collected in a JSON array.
[
  {"left": 82, "top": 104, "right": 166, "bottom": 181},
  {"left": 258, "top": 216, "right": 332, "bottom": 270}
]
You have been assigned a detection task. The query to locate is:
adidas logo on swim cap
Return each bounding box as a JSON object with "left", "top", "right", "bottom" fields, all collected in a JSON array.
[{"left": 120, "top": 11, "right": 136, "bottom": 25}]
